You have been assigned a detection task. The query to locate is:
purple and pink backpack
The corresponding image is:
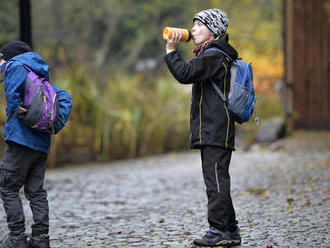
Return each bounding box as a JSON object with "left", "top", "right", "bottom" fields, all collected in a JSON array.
[
  {"left": 20, "top": 65, "right": 60, "bottom": 133},
  {"left": 4, "top": 63, "right": 69, "bottom": 134}
]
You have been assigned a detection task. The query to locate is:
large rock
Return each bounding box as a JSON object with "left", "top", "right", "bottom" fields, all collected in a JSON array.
[{"left": 256, "top": 117, "right": 286, "bottom": 143}]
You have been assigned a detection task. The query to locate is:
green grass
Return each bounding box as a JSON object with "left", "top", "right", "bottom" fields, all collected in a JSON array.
[
  {"left": 0, "top": 67, "right": 284, "bottom": 166},
  {"left": 46, "top": 68, "right": 191, "bottom": 166}
]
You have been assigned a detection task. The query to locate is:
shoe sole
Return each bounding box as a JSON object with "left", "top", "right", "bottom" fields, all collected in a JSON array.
[
  {"left": 28, "top": 243, "right": 50, "bottom": 248},
  {"left": 193, "top": 245, "right": 230, "bottom": 248},
  {"left": 231, "top": 239, "right": 241, "bottom": 246},
  {"left": 193, "top": 240, "right": 233, "bottom": 247},
  {"left": 193, "top": 246, "right": 228, "bottom": 248}
]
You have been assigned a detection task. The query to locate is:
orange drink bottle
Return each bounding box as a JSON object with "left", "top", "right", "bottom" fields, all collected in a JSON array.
[{"left": 163, "top": 27, "right": 192, "bottom": 42}]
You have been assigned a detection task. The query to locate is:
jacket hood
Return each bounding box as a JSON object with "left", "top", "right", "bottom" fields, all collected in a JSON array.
[
  {"left": 10, "top": 52, "right": 49, "bottom": 79},
  {"left": 209, "top": 33, "right": 238, "bottom": 60}
]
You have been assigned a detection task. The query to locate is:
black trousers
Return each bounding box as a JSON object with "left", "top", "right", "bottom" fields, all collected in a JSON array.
[
  {"left": 0, "top": 141, "right": 49, "bottom": 236},
  {"left": 201, "top": 146, "right": 238, "bottom": 231}
]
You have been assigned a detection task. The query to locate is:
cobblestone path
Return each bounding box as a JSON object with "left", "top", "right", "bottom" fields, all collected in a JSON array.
[{"left": 0, "top": 139, "right": 329, "bottom": 247}]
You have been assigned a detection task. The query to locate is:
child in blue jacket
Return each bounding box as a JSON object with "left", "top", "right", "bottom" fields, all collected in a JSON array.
[{"left": 0, "top": 41, "right": 71, "bottom": 248}]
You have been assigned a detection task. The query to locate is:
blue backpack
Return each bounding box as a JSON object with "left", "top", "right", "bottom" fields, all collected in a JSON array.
[{"left": 207, "top": 48, "right": 258, "bottom": 124}]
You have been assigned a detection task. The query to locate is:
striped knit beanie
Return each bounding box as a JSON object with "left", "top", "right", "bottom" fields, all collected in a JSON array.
[{"left": 193, "top": 8, "right": 229, "bottom": 37}]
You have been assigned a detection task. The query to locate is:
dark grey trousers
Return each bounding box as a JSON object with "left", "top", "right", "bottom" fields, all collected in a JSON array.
[
  {"left": 0, "top": 141, "right": 49, "bottom": 236},
  {"left": 201, "top": 146, "right": 238, "bottom": 232}
]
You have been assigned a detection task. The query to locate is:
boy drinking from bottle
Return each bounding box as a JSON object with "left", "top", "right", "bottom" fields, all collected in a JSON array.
[{"left": 164, "top": 9, "right": 241, "bottom": 247}]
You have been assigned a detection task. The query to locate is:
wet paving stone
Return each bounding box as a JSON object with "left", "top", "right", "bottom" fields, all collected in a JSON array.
[{"left": 0, "top": 149, "right": 329, "bottom": 247}]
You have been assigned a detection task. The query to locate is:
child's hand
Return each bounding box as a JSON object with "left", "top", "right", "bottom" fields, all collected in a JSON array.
[
  {"left": 16, "top": 107, "right": 27, "bottom": 114},
  {"left": 165, "top": 30, "right": 181, "bottom": 54}
]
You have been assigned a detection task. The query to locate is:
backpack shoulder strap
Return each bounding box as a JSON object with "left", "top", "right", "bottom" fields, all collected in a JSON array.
[
  {"left": 1, "top": 61, "right": 14, "bottom": 84},
  {"left": 2, "top": 62, "right": 31, "bottom": 79},
  {"left": 3, "top": 61, "right": 14, "bottom": 75},
  {"left": 4, "top": 63, "right": 33, "bottom": 123},
  {"left": 204, "top": 47, "right": 234, "bottom": 62},
  {"left": 22, "top": 64, "right": 48, "bottom": 84},
  {"left": 211, "top": 81, "right": 227, "bottom": 103},
  {"left": 23, "top": 64, "right": 33, "bottom": 72},
  {"left": 204, "top": 48, "right": 232, "bottom": 103},
  {"left": 3, "top": 61, "right": 18, "bottom": 123}
]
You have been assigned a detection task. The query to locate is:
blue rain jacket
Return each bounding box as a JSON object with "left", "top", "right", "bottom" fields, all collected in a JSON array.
[{"left": 0, "top": 52, "right": 72, "bottom": 153}]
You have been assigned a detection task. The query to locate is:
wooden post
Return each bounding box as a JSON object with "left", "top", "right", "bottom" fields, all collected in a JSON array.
[
  {"left": 283, "top": 0, "right": 294, "bottom": 131},
  {"left": 19, "top": 0, "right": 32, "bottom": 48},
  {"left": 284, "top": 0, "right": 330, "bottom": 129}
]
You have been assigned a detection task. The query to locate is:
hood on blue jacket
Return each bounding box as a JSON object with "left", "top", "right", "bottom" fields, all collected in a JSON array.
[{"left": 10, "top": 52, "right": 49, "bottom": 80}]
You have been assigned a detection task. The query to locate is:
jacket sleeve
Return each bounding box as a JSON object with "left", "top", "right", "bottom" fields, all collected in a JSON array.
[
  {"left": 53, "top": 86, "right": 72, "bottom": 134},
  {"left": 4, "top": 62, "right": 27, "bottom": 114},
  {"left": 164, "top": 50, "right": 225, "bottom": 84}
]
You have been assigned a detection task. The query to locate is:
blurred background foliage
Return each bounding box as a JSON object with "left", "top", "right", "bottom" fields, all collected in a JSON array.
[{"left": 0, "top": 0, "right": 284, "bottom": 166}]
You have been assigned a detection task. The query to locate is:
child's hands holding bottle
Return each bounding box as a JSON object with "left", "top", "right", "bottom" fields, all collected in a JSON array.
[{"left": 165, "top": 29, "right": 182, "bottom": 54}]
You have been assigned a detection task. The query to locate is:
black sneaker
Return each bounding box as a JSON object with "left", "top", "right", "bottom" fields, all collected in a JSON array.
[
  {"left": 0, "top": 234, "right": 28, "bottom": 248},
  {"left": 193, "top": 227, "right": 233, "bottom": 247},
  {"left": 28, "top": 234, "right": 50, "bottom": 248},
  {"left": 230, "top": 228, "right": 241, "bottom": 246}
]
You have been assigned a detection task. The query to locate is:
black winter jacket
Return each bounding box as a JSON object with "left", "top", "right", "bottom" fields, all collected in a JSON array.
[{"left": 165, "top": 34, "right": 238, "bottom": 150}]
